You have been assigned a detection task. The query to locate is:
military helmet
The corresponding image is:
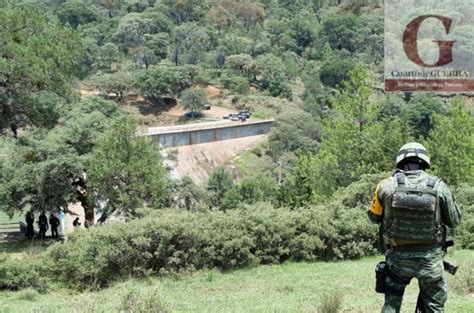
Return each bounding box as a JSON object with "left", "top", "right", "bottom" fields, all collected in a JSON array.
[{"left": 396, "top": 142, "right": 431, "bottom": 168}]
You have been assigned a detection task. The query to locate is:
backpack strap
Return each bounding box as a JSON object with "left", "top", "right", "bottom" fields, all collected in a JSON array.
[
  {"left": 426, "top": 176, "right": 442, "bottom": 241},
  {"left": 426, "top": 176, "right": 437, "bottom": 189},
  {"left": 395, "top": 173, "right": 406, "bottom": 186}
]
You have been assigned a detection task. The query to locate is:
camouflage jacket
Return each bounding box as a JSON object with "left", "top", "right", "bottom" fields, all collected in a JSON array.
[{"left": 368, "top": 170, "right": 462, "bottom": 245}]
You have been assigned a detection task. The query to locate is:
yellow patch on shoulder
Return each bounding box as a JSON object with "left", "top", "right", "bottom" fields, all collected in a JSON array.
[{"left": 370, "top": 184, "right": 383, "bottom": 216}]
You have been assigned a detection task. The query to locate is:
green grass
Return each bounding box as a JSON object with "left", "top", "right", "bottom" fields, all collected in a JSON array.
[
  {"left": 233, "top": 139, "right": 275, "bottom": 178},
  {"left": 0, "top": 250, "right": 473, "bottom": 312},
  {"left": 0, "top": 211, "right": 23, "bottom": 224},
  {"left": 0, "top": 238, "right": 51, "bottom": 258}
]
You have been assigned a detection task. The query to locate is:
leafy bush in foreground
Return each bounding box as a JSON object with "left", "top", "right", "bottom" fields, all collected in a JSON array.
[
  {"left": 0, "top": 256, "right": 48, "bottom": 291},
  {"left": 452, "top": 184, "right": 474, "bottom": 249},
  {"left": 5, "top": 174, "right": 470, "bottom": 291},
  {"left": 47, "top": 173, "right": 382, "bottom": 289}
]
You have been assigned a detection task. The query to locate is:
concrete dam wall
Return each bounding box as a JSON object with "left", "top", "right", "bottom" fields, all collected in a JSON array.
[{"left": 145, "top": 119, "right": 274, "bottom": 148}]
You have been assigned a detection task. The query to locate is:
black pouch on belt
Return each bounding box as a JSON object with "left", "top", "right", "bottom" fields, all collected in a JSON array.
[{"left": 375, "top": 261, "right": 387, "bottom": 293}]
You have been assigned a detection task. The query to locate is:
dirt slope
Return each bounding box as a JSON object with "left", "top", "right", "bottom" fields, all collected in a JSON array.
[{"left": 165, "top": 135, "right": 267, "bottom": 184}]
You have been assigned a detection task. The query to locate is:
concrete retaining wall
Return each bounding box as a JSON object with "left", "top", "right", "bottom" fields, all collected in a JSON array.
[{"left": 146, "top": 120, "right": 273, "bottom": 148}]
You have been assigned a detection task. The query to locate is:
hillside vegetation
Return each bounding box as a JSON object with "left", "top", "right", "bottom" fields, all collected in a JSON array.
[{"left": 1, "top": 1, "right": 473, "bottom": 310}]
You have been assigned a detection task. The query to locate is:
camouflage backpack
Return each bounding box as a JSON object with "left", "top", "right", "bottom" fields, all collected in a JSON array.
[{"left": 383, "top": 172, "right": 443, "bottom": 243}]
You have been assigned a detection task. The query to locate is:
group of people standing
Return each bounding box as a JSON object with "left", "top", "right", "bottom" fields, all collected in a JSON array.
[
  {"left": 24, "top": 206, "right": 106, "bottom": 240},
  {"left": 25, "top": 211, "right": 81, "bottom": 240}
]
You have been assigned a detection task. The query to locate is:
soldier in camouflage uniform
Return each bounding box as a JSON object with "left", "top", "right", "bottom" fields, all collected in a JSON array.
[{"left": 368, "top": 142, "right": 461, "bottom": 313}]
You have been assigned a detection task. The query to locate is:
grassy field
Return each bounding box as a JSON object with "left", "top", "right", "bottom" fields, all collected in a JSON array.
[
  {"left": 0, "top": 212, "right": 23, "bottom": 224},
  {"left": 0, "top": 248, "right": 472, "bottom": 313}
]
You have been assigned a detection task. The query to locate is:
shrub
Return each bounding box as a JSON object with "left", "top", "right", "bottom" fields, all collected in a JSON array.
[
  {"left": 220, "top": 74, "right": 250, "bottom": 95},
  {"left": 452, "top": 184, "right": 474, "bottom": 249},
  {"left": 452, "top": 261, "right": 474, "bottom": 295},
  {"left": 15, "top": 288, "right": 40, "bottom": 301},
  {"left": 22, "top": 174, "right": 467, "bottom": 291},
  {"left": 119, "top": 287, "right": 168, "bottom": 313},
  {"left": 46, "top": 177, "right": 379, "bottom": 290},
  {"left": 318, "top": 290, "right": 344, "bottom": 313},
  {"left": 0, "top": 256, "right": 48, "bottom": 291}
]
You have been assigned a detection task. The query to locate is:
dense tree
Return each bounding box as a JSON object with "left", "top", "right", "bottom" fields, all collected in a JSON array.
[
  {"left": 144, "top": 33, "right": 170, "bottom": 61},
  {"left": 56, "top": 0, "right": 100, "bottom": 29},
  {"left": 237, "top": 1, "right": 265, "bottom": 32},
  {"left": 81, "top": 37, "right": 100, "bottom": 72},
  {"left": 287, "top": 16, "right": 317, "bottom": 55},
  {"left": 220, "top": 74, "right": 250, "bottom": 95},
  {"left": 0, "top": 130, "right": 85, "bottom": 217},
  {"left": 130, "top": 46, "right": 156, "bottom": 69},
  {"left": 1, "top": 5, "right": 82, "bottom": 137},
  {"left": 100, "top": 0, "right": 122, "bottom": 18},
  {"left": 166, "top": 176, "right": 204, "bottom": 211},
  {"left": 98, "top": 42, "right": 120, "bottom": 71},
  {"left": 208, "top": 5, "right": 229, "bottom": 35},
  {"left": 255, "top": 54, "right": 290, "bottom": 97},
  {"left": 320, "top": 55, "right": 355, "bottom": 88},
  {"left": 268, "top": 109, "right": 322, "bottom": 160},
  {"left": 215, "top": 48, "right": 227, "bottom": 69},
  {"left": 239, "top": 175, "right": 276, "bottom": 204},
  {"left": 302, "top": 65, "right": 406, "bottom": 200},
  {"left": 180, "top": 88, "right": 207, "bottom": 114},
  {"left": 92, "top": 70, "right": 136, "bottom": 101},
  {"left": 135, "top": 65, "right": 197, "bottom": 102},
  {"left": 359, "top": 14, "right": 384, "bottom": 64},
  {"left": 88, "top": 118, "right": 168, "bottom": 216},
  {"left": 321, "top": 13, "right": 361, "bottom": 53},
  {"left": 276, "top": 154, "right": 318, "bottom": 208},
  {"left": 114, "top": 12, "right": 171, "bottom": 52},
  {"left": 125, "top": 0, "right": 150, "bottom": 13},
  {"left": 265, "top": 18, "right": 289, "bottom": 48},
  {"left": 206, "top": 167, "right": 234, "bottom": 209},
  {"left": 0, "top": 98, "right": 124, "bottom": 220},
  {"left": 182, "top": 26, "right": 211, "bottom": 64},
  {"left": 226, "top": 54, "right": 255, "bottom": 77},
  {"left": 163, "top": 0, "right": 202, "bottom": 24},
  {"left": 425, "top": 98, "right": 474, "bottom": 186},
  {"left": 402, "top": 95, "right": 445, "bottom": 140},
  {"left": 221, "top": 174, "right": 277, "bottom": 210}
]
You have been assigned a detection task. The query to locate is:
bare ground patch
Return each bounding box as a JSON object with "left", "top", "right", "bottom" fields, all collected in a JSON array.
[{"left": 167, "top": 135, "right": 267, "bottom": 184}]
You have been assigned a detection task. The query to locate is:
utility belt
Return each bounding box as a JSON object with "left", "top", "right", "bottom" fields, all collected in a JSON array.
[{"left": 390, "top": 243, "right": 440, "bottom": 252}]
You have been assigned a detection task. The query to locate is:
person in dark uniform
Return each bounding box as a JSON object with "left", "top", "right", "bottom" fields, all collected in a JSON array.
[
  {"left": 37, "top": 211, "right": 49, "bottom": 239},
  {"left": 49, "top": 213, "right": 60, "bottom": 239},
  {"left": 73, "top": 217, "right": 81, "bottom": 227},
  {"left": 25, "top": 211, "right": 35, "bottom": 239}
]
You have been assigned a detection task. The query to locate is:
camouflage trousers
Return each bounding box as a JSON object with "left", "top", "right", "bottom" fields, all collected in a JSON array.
[{"left": 382, "top": 246, "right": 447, "bottom": 313}]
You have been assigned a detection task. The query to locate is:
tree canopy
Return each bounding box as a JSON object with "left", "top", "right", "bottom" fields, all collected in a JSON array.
[
  {"left": 1, "top": 5, "right": 82, "bottom": 136},
  {"left": 0, "top": 98, "right": 124, "bottom": 220},
  {"left": 88, "top": 118, "right": 168, "bottom": 216}
]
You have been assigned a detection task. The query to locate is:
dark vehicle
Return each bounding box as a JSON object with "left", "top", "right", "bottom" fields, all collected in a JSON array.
[
  {"left": 223, "top": 112, "right": 249, "bottom": 121},
  {"left": 223, "top": 112, "right": 238, "bottom": 120},
  {"left": 204, "top": 104, "right": 211, "bottom": 110},
  {"left": 239, "top": 110, "right": 251, "bottom": 118},
  {"left": 184, "top": 111, "right": 203, "bottom": 118}
]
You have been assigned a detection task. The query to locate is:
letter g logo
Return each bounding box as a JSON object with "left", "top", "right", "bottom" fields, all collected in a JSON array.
[{"left": 403, "top": 15, "right": 456, "bottom": 68}]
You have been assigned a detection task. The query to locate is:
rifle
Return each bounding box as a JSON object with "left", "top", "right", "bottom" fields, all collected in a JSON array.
[{"left": 442, "top": 238, "right": 458, "bottom": 275}]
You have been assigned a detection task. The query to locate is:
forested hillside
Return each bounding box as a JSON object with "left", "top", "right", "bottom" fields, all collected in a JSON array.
[
  {"left": 2, "top": 0, "right": 472, "bottom": 214},
  {"left": 1, "top": 0, "right": 473, "bottom": 305}
]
